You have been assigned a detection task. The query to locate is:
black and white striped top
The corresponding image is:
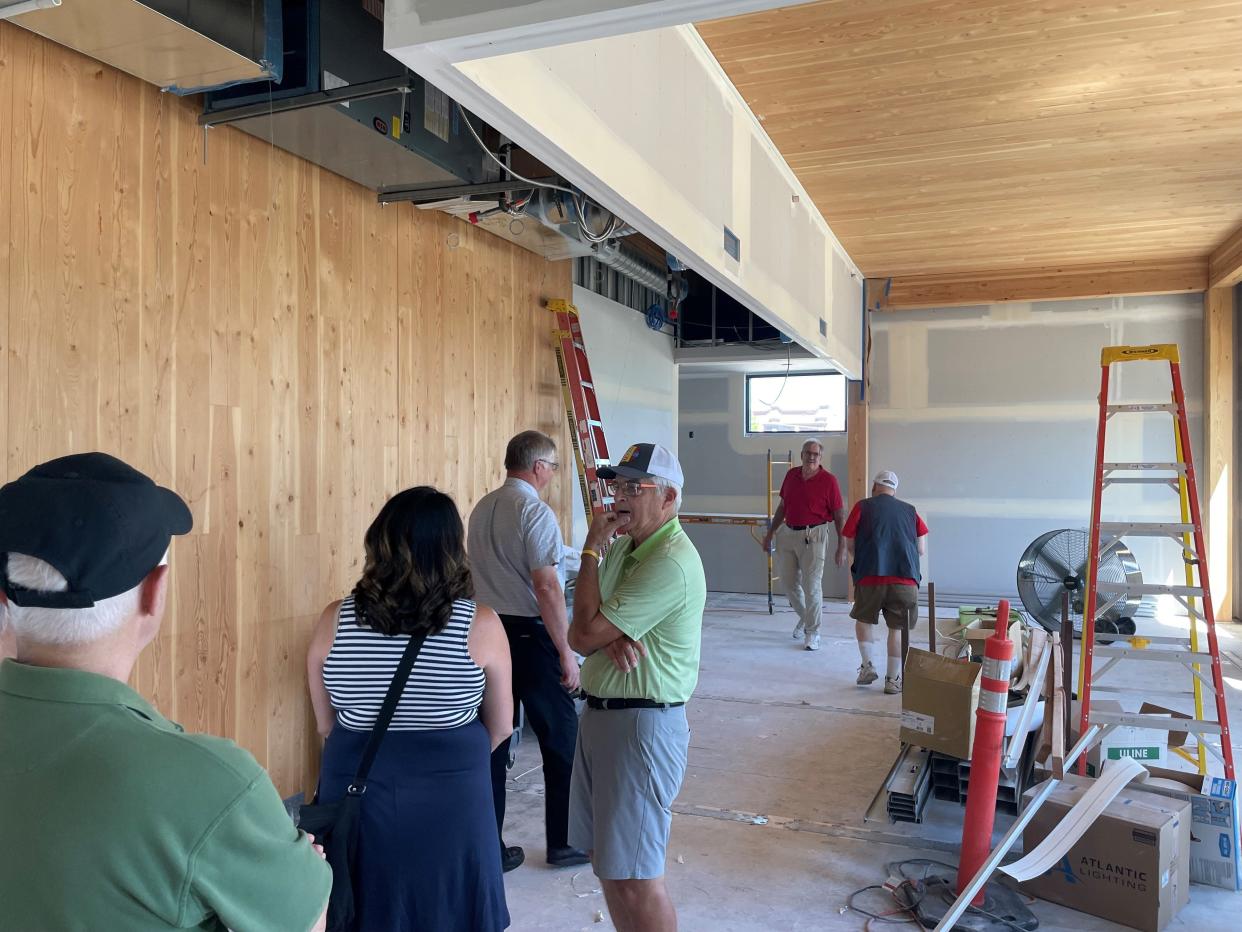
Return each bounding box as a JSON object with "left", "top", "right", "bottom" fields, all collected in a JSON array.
[{"left": 322, "top": 596, "right": 486, "bottom": 732}]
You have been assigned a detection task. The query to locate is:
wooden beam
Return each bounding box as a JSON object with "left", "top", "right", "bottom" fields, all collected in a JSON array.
[
  {"left": 1208, "top": 224, "right": 1242, "bottom": 289},
  {"left": 846, "top": 341, "right": 870, "bottom": 602},
  {"left": 882, "top": 259, "right": 1207, "bottom": 310},
  {"left": 847, "top": 379, "right": 870, "bottom": 510},
  {"left": 1204, "top": 286, "right": 1235, "bottom": 621}
]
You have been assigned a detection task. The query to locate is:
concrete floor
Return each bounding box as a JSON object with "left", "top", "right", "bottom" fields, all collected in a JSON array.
[{"left": 499, "top": 593, "right": 1241, "bottom": 931}]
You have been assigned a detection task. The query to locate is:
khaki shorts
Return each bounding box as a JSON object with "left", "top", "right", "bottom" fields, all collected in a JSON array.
[{"left": 850, "top": 583, "right": 918, "bottom": 629}]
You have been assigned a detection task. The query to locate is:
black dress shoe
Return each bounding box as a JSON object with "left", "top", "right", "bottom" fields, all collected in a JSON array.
[
  {"left": 501, "top": 845, "right": 525, "bottom": 873},
  {"left": 546, "top": 846, "right": 590, "bottom": 867}
]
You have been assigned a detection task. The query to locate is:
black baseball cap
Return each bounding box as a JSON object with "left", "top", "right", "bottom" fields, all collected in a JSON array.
[{"left": 0, "top": 453, "right": 193, "bottom": 608}]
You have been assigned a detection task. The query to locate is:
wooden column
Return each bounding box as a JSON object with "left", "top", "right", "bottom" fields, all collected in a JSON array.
[
  {"left": 847, "top": 280, "right": 881, "bottom": 602},
  {"left": 847, "top": 379, "right": 869, "bottom": 601},
  {"left": 1204, "top": 285, "right": 1235, "bottom": 621}
]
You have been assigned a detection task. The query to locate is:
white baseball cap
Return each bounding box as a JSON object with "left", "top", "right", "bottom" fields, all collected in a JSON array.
[
  {"left": 874, "top": 470, "right": 899, "bottom": 490},
  {"left": 598, "top": 443, "right": 684, "bottom": 488}
]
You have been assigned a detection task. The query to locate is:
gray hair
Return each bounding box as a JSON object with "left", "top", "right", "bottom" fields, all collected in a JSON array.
[
  {"left": 3, "top": 554, "right": 143, "bottom": 646},
  {"left": 801, "top": 438, "right": 824, "bottom": 455},
  {"left": 654, "top": 478, "right": 683, "bottom": 514},
  {"left": 504, "top": 430, "right": 557, "bottom": 472}
]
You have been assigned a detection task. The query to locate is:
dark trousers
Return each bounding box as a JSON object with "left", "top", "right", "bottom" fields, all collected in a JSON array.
[{"left": 490, "top": 614, "right": 579, "bottom": 851}]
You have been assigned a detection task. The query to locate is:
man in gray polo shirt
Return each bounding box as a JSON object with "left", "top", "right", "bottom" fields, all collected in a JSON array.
[{"left": 468, "top": 430, "right": 588, "bottom": 872}]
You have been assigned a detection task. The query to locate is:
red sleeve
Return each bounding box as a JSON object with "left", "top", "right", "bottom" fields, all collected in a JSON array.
[
  {"left": 916, "top": 514, "right": 929, "bottom": 536},
  {"left": 842, "top": 501, "right": 862, "bottom": 538},
  {"left": 828, "top": 473, "right": 844, "bottom": 513}
]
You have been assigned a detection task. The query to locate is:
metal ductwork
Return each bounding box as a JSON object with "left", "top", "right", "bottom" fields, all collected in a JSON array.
[
  {"left": 202, "top": 0, "right": 483, "bottom": 193},
  {"left": 403, "top": 184, "right": 669, "bottom": 292},
  {"left": 589, "top": 240, "right": 666, "bottom": 295},
  {"left": 407, "top": 184, "right": 671, "bottom": 299},
  {"left": 7, "top": 0, "right": 279, "bottom": 92}
]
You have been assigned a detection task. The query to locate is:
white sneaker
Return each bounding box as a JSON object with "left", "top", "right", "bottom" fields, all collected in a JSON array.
[
  {"left": 884, "top": 675, "right": 902, "bottom": 695},
  {"left": 792, "top": 620, "right": 805, "bottom": 639},
  {"left": 856, "top": 661, "right": 878, "bottom": 685},
  {"left": 804, "top": 633, "right": 821, "bottom": 651}
]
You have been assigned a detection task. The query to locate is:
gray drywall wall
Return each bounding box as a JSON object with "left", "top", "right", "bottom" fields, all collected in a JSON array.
[
  {"left": 869, "top": 293, "right": 1205, "bottom": 606},
  {"left": 678, "top": 371, "right": 851, "bottom": 598},
  {"left": 676, "top": 293, "right": 1210, "bottom": 608},
  {"left": 570, "top": 285, "right": 678, "bottom": 547}
]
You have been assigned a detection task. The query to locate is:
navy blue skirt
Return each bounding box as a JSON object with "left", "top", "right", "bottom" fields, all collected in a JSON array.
[{"left": 319, "top": 718, "right": 510, "bottom": 932}]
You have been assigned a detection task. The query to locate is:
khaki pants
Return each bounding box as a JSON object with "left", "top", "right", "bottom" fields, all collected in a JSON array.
[{"left": 775, "top": 523, "right": 828, "bottom": 635}]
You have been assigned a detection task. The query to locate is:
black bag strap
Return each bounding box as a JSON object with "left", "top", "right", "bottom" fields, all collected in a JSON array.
[{"left": 347, "top": 627, "right": 426, "bottom": 795}]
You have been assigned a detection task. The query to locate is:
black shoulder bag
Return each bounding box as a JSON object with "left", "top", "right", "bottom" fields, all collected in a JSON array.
[{"left": 299, "top": 630, "right": 427, "bottom": 932}]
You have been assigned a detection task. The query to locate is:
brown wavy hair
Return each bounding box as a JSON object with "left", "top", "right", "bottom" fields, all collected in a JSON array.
[{"left": 351, "top": 486, "right": 474, "bottom": 636}]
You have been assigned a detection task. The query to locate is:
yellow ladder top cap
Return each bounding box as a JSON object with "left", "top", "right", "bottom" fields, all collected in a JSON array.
[{"left": 1101, "top": 344, "right": 1180, "bottom": 365}]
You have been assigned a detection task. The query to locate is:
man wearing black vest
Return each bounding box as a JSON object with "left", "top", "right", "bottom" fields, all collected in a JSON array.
[{"left": 841, "top": 471, "right": 928, "bottom": 694}]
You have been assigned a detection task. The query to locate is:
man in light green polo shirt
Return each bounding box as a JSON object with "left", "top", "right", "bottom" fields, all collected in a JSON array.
[
  {"left": 567, "top": 443, "right": 706, "bottom": 932},
  {"left": 0, "top": 453, "right": 331, "bottom": 931}
]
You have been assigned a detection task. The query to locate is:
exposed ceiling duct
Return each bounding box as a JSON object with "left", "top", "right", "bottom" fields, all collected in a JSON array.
[
  {"left": 201, "top": 0, "right": 484, "bottom": 193},
  {"left": 6, "top": 0, "right": 278, "bottom": 92},
  {"left": 589, "top": 240, "right": 666, "bottom": 296},
  {"left": 411, "top": 186, "right": 672, "bottom": 299}
]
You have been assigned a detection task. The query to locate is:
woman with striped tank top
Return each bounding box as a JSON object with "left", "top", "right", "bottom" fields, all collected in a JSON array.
[{"left": 307, "top": 486, "right": 513, "bottom": 931}]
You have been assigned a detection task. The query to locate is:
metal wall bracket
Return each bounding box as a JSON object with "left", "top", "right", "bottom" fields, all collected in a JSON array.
[{"left": 199, "top": 76, "right": 415, "bottom": 128}]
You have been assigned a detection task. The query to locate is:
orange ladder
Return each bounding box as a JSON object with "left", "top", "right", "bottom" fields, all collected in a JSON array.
[
  {"left": 1078, "top": 343, "right": 1233, "bottom": 779},
  {"left": 548, "top": 299, "right": 613, "bottom": 526}
]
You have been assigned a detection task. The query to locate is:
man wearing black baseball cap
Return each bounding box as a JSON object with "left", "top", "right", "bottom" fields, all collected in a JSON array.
[
  {"left": 566, "top": 443, "right": 706, "bottom": 932},
  {"left": 0, "top": 453, "right": 331, "bottom": 931}
]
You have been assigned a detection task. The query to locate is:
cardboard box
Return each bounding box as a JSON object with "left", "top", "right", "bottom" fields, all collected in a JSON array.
[
  {"left": 959, "top": 606, "right": 998, "bottom": 659},
  {"left": 900, "top": 649, "right": 980, "bottom": 760},
  {"left": 1085, "top": 700, "right": 1170, "bottom": 775},
  {"left": 1139, "top": 767, "right": 1241, "bottom": 891},
  {"left": 1021, "top": 775, "right": 1190, "bottom": 932}
]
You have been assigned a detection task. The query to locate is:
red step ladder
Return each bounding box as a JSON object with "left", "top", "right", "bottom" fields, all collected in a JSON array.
[
  {"left": 1078, "top": 343, "right": 1233, "bottom": 779},
  {"left": 548, "top": 299, "right": 613, "bottom": 526}
]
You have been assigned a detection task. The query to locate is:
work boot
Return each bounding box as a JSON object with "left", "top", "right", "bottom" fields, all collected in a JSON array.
[
  {"left": 501, "top": 845, "right": 525, "bottom": 873},
  {"left": 856, "top": 661, "right": 878, "bottom": 685},
  {"left": 547, "top": 846, "right": 591, "bottom": 868},
  {"left": 792, "top": 619, "right": 805, "bottom": 639},
  {"left": 884, "top": 675, "right": 902, "bottom": 695},
  {"left": 804, "top": 633, "right": 821, "bottom": 651}
]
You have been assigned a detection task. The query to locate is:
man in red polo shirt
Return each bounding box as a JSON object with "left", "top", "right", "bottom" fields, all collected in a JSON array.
[
  {"left": 761, "top": 439, "right": 846, "bottom": 651},
  {"left": 841, "top": 470, "right": 928, "bottom": 694}
]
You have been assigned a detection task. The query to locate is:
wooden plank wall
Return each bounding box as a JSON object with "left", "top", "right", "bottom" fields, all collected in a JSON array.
[{"left": 0, "top": 24, "right": 573, "bottom": 794}]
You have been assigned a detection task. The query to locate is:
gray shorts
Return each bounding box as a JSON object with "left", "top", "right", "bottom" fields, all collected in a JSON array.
[{"left": 568, "top": 705, "right": 690, "bottom": 880}]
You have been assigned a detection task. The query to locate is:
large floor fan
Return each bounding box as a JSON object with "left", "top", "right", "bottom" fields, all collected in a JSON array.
[{"left": 1016, "top": 528, "right": 1142, "bottom": 637}]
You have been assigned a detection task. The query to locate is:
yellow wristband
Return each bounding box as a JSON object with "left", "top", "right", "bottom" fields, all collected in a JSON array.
[{"left": 581, "top": 548, "right": 601, "bottom": 563}]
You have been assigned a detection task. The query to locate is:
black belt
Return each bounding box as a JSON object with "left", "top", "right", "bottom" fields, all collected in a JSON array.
[
  {"left": 586, "top": 695, "right": 685, "bottom": 711},
  {"left": 498, "top": 613, "right": 543, "bottom": 626},
  {"left": 787, "top": 522, "right": 827, "bottom": 531}
]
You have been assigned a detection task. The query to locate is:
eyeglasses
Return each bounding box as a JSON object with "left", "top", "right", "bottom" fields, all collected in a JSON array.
[
  {"left": 606, "top": 479, "right": 658, "bottom": 496},
  {"left": 536, "top": 459, "right": 560, "bottom": 471}
]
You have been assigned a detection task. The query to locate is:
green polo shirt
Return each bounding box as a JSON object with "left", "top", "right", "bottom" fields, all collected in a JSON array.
[
  {"left": 0, "top": 660, "right": 331, "bottom": 931},
  {"left": 579, "top": 518, "right": 706, "bottom": 703}
]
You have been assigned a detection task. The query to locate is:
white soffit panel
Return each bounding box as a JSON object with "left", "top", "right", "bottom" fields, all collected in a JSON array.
[
  {"left": 386, "top": 7, "right": 864, "bottom": 377},
  {"left": 385, "top": 0, "right": 825, "bottom": 61}
]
